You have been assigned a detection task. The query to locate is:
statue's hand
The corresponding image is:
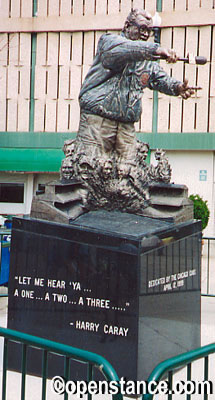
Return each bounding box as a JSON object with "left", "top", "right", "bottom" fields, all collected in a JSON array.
[
  {"left": 155, "top": 47, "right": 178, "bottom": 63},
  {"left": 176, "top": 79, "right": 197, "bottom": 99}
]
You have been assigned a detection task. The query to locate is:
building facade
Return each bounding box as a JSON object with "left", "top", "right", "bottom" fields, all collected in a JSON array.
[{"left": 0, "top": 0, "right": 214, "bottom": 234}]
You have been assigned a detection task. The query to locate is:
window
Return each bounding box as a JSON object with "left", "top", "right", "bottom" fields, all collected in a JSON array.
[
  {"left": 0, "top": 183, "right": 24, "bottom": 203},
  {"left": 0, "top": 173, "right": 34, "bottom": 215}
]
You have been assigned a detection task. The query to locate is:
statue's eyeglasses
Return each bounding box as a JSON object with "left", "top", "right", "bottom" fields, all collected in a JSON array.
[{"left": 132, "top": 21, "right": 154, "bottom": 37}]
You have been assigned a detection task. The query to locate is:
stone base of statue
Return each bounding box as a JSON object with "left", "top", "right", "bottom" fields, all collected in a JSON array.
[{"left": 8, "top": 211, "right": 201, "bottom": 380}]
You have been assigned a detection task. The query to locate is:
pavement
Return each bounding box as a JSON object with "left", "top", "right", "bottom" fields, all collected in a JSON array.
[{"left": 0, "top": 240, "right": 215, "bottom": 399}]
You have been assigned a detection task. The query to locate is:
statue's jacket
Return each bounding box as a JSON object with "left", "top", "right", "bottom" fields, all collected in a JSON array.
[{"left": 79, "top": 33, "right": 181, "bottom": 123}]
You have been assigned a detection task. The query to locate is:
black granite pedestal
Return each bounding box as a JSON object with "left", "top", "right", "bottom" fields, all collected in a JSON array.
[{"left": 8, "top": 211, "right": 201, "bottom": 381}]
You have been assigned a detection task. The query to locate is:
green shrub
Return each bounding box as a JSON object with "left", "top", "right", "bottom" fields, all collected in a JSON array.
[{"left": 189, "top": 194, "right": 210, "bottom": 230}]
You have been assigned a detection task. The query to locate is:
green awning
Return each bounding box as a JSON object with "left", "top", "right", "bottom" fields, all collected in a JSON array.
[
  {"left": 0, "top": 132, "right": 76, "bottom": 173},
  {"left": 0, "top": 148, "right": 64, "bottom": 172}
]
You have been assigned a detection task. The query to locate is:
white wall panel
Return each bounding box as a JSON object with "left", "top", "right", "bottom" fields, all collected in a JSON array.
[
  {"left": 10, "top": 0, "right": 21, "bottom": 17},
  {"left": 59, "top": 33, "right": 71, "bottom": 65},
  {"left": 37, "top": 0, "right": 48, "bottom": 17},
  {"left": 0, "top": 67, "right": 7, "bottom": 99},
  {"left": 174, "top": 0, "right": 187, "bottom": 11},
  {"left": 21, "top": 0, "right": 33, "bottom": 17},
  {"left": 132, "top": 0, "right": 145, "bottom": 10},
  {"left": 0, "top": 34, "right": 9, "bottom": 66},
  {"left": 69, "top": 100, "right": 80, "bottom": 131},
  {"left": 95, "top": 0, "right": 107, "bottom": 15},
  {"left": 73, "top": 0, "right": 84, "bottom": 16},
  {"left": 70, "top": 65, "right": 82, "bottom": 99},
  {"left": 36, "top": 33, "right": 47, "bottom": 65},
  {"left": 47, "top": 33, "right": 59, "bottom": 66},
  {"left": 57, "top": 100, "right": 70, "bottom": 131},
  {"left": 140, "top": 92, "right": 153, "bottom": 132},
  {"left": 19, "top": 34, "right": 31, "bottom": 65},
  {"left": 83, "top": 31, "right": 94, "bottom": 65},
  {"left": 0, "top": 100, "right": 6, "bottom": 130},
  {"left": 7, "top": 99, "right": 17, "bottom": 130},
  {"left": 157, "top": 28, "right": 172, "bottom": 132},
  {"left": 34, "top": 66, "right": 46, "bottom": 99},
  {"left": 71, "top": 32, "right": 83, "bottom": 65},
  {"left": 59, "top": 0, "right": 71, "bottom": 16},
  {"left": 17, "top": 98, "right": 29, "bottom": 131},
  {"left": 34, "top": 100, "right": 45, "bottom": 131},
  {"left": 201, "top": 0, "right": 214, "bottom": 8},
  {"left": 45, "top": 99, "right": 57, "bottom": 131},
  {"left": 8, "top": 33, "right": 19, "bottom": 65},
  {"left": 20, "top": 66, "right": 31, "bottom": 98},
  {"left": 7, "top": 66, "right": 19, "bottom": 98},
  {"left": 46, "top": 66, "right": 58, "bottom": 99},
  {"left": 58, "top": 65, "right": 70, "bottom": 98},
  {"left": 163, "top": 0, "right": 173, "bottom": 11},
  {"left": 195, "top": 26, "right": 211, "bottom": 132},
  {"left": 84, "top": 0, "right": 95, "bottom": 15},
  {"left": 120, "top": 0, "right": 132, "bottom": 14},
  {"left": 48, "top": 0, "right": 60, "bottom": 16},
  {"left": 0, "top": 0, "right": 10, "bottom": 18},
  {"left": 108, "top": 0, "right": 120, "bottom": 14},
  {"left": 182, "top": 27, "right": 199, "bottom": 132},
  {"left": 209, "top": 97, "right": 215, "bottom": 132},
  {"left": 145, "top": 0, "right": 156, "bottom": 14}
]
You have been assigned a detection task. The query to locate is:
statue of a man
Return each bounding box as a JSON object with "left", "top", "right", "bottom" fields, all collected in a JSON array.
[
  {"left": 76, "top": 8, "right": 194, "bottom": 162},
  {"left": 32, "top": 10, "right": 198, "bottom": 221}
]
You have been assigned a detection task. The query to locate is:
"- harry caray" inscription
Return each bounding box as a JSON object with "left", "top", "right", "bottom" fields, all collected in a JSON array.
[{"left": 71, "top": 320, "right": 129, "bottom": 337}]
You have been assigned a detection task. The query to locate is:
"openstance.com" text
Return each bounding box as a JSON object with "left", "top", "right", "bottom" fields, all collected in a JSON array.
[{"left": 51, "top": 376, "right": 213, "bottom": 398}]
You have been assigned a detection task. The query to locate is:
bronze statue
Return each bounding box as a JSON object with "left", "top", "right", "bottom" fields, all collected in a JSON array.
[
  {"left": 32, "top": 9, "right": 203, "bottom": 222},
  {"left": 60, "top": 9, "right": 197, "bottom": 214}
]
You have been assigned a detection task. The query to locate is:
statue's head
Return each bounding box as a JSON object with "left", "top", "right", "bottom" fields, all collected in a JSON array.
[
  {"left": 78, "top": 156, "right": 94, "bottom": 181},
  {"left": 63, "top": 139, "right": 76, "bottom": 157},
  {"left": 137, "top": 142, "right": 150, "bottom": 160},
  {"left": 122, "top": 9, "right": 153, "bottom": 41},
  {"left": 61, "top": 157, "right": 73, "bottom": 180},
  {"left": 117, "top": 162, "right": 131, "bottom": 179},
  {"left": 155, "top": 149, "right": 165, "bottom": 161},
  {"left": 102, "top": 159, "right": 113, "bottom": 179}
]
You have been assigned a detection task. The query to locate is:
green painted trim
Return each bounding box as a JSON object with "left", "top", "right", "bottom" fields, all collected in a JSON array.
[
  {"left": 33, "top": 0, "right": 37, "bottom": 16},
  {"left": 1, "top": 131, "right": 215, "bottom": 150},
  {"left": 152, "top": 91, "right": 158, "bottom": 134},
  {"left": 136, "top": 132, "right": 215, "bottom": 150},
  {"left": 0, "top": 132, "right": 76, "bottom": 148},
  {"left": 1, "top": 132, "right": 215, "bottom": 173},
  {"left": 156, "top": 0, "right": 163, "bottom": 12}
]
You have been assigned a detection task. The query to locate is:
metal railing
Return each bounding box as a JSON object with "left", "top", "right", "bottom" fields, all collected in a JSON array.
[
  {"left": 202, "top": 237, "right": 215, "bottom": 297},
  {"left": 1, "top": 328, "right": 215, "bottom": 399},
  {"left": 143, "top": 342, "right": 215, "bottom": 400},
  {"left": 0, "top": 326, "right": 123, "bottom": 400}
]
